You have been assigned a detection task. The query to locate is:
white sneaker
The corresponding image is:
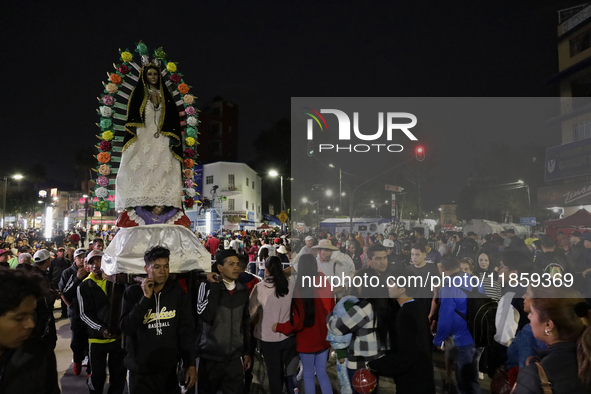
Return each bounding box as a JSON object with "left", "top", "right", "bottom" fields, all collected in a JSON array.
[
  {"left": 478, "top": 372, "right": 484, "bottom": 380},
  {"left": 82, "top": 356, "right": 88, "bottom": 366}
]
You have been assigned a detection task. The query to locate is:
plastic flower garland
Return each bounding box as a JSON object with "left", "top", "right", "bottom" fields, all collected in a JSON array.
[
  {"left": 96, "top": 201, "right": 109, "bottom": 212},
  {"left": 101, "top": 131, "right": 114, "bottom": 141},
  {"left": 98, "top": 164, "right": 111, "bottom": 176},
  {"left": 97, "top": 176, "right": 109, "bottom": 187},
  {"left": 97, "top": 152, "right": 111, "bottom": 163},
  {"left": 94, "top": 43, "right": 201, "bottom": 211}
]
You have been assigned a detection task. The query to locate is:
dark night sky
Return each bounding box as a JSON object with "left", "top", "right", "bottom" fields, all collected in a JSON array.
[{"left": 1, "top": 0, "right": 582, "bottom": 205}]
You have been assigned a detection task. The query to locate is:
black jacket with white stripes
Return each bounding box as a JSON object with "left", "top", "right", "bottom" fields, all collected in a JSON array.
[
  {"left": 195, "top": 280, "right": 250, "bottom": 362},
  {"left": 77, "top": 275, "right": 122, "bottom": 339}
]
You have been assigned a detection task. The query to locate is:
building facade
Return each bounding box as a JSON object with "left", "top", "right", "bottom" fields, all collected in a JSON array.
[
  {"left": 196, "top": 97, "right": 239, "bottom": 163},
  {"left": 186, "top": 161, "right": 262, "bottom": 232},
  {"left": 539, "top": 5, "right": 591, "bottom": 216}
]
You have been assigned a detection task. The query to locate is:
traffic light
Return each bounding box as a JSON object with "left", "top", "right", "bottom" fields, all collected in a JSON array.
[{"left": 415, "top": 146, "right": 425, "bottom": 161}]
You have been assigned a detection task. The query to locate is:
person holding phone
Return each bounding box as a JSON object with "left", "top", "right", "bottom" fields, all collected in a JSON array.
[{"left": 120, "top": 246, "right": 196, "bottom": 393}]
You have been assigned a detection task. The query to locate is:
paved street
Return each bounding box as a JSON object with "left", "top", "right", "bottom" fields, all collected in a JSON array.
[{"left": 54, "top": 307, "right": 492, "bottom": 394}]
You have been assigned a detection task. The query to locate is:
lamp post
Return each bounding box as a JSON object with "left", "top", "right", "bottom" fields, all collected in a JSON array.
[
  {"left": 269, "top": 170, "right": 292, "bottom": 233},
  {"left": 83, "top": 194, "right": 89, "bottom": 230},
  {"left": 302, "top": 197, "right": 319, "bottom": 228},
  {"left": 2, "top": 174, "right": 23, "bottom": 229}
]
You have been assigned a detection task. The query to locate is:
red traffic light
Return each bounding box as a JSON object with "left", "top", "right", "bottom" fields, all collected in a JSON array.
[{"left": 415, "top": 146, "right": 425, "bottom": 161}]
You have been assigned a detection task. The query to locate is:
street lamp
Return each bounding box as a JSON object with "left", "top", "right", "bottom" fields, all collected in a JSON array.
[
  {"left": 2, "top": 174, "right": 23, "bottom": 229},
  {"left": 302, "top": 197, "right": 320, "bottom": 227},
  {"left": 269, "top": 170, "right": 286, "bottom": 233},
  {"left": 83, "top": 194, "right": 89, "bottom": 229}
]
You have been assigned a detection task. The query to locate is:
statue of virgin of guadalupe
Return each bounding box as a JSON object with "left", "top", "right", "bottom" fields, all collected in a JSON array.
[{"left": 115, "top": 63, "right": 189, "bottom": 226}]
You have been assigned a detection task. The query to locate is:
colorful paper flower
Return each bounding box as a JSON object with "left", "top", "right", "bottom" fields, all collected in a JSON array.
[
  {"left": 97, "top": 152, "right": 111, "bottom": 163},
  {"left": 183, "top": 159, "right": 194, "bottom": 168},
  {"left": 96, "top": 201, "right": 109, "bottom": 212},
  {"left": 178, "top": 83, "right": 189, "bottom": 94},
  {"left": 186, "top": 127, "right": 197, "bottom": 138},
  {"left": 100, "top": 141, "right": 112, "bottom": 152},
  {"left": 186, "top": 116, "right": 198, "bottom": 127},
  {"left": 184, "top": 197, "right": 194, "bottom": 208},
  {"left": 106, "top": 83, "right": 118, "bottom": 94},
  {"left": 185, "top": 137, "right": 195, "bottom": 147},
  {"left": 183, "top": 94, "right": 194, "bottom": 105},
  {"left": 121, "top": 51, "right": 133, "bottom": 63},
  {"left": 97, "top": 176, "right": 109, "bottom": 187},
  {"left": 118, "top": 65, "right": 130, "bottom": 75},
  {"left": 154, "top": 48, "right": 167, "bottom": 59},
  {"left": 185, "top": 106, "right": 196, "bottom": 116},
  {"left": 185, "top": 188, "right": 196, "bottom": 197},
  {"left": 95, "top": 187, "right": 108, "bottom": 198},
  {"left": 102, "top": 95, "right": 114, "bottom": 106},
  {"left": 170, "top": 73, "right": 181, "bottom": 83},
  {"left": 100, "top": 106, "right": 113, "bottom": 118},
  {"left": 184, "top": 148, "right": 195, "bottom": 157},
  {"left": 183, "top": 169, "right": 193, "bottom": 178},
  {"left": 101, "top": 130, "right": 114, "bottom": 141},
  {"left": 136, "top": 42, "right": 149, "bottom": 56},
  {"left": 98, "top": 164, "right": 111, "bottom": 176},
  {"left": 166, "top": 62, "right": 177, "bottom": 73},
  {"left": 99, "top": 118, "right": 112, "bottom": 129},
  {"left": 184, "top": 178, "right": 194, "bottom": 188},
  {"left": 109, "top": 73, "right": 122, "bottom": 85}
]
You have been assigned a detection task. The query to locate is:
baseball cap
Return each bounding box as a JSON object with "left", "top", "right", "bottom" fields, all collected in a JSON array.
[
  {"left": 383, "top": 239, "right": 395, "bottom": 248},
  {"left": 57, "top": 246, "right": 66, "bottom": 251},
  {"left": 216, "top": 249, "right": 237, "bottom": 265},
  {"left": 582, "top": 232, "right": 591, "bottom": 242},
  {"left": 571, "top": 230, "right": 583, "bottom": 238},
  {"left": 304, "top": 236, "right": 314, "bottom": 241},
  {"left": 402, "top": 241, "right": 412, "bottom": 250},
  {"left": 33, "top": 249, "right": 51, "bottom": 263},
  {"left": 85, "top": 250, "right": 103, "bottom": 262},
  {"left": 74, "top": 248, "right": 86, "bottom": 258},
  {"left": 274, "top": 238, "right": 281, "bottom": 244}
]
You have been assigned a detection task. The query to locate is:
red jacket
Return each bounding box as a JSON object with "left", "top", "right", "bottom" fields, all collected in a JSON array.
[
  {"left": 205, "top": 238, "right": 220, "bottom": 255},
  {"left": 276, "top": 285, "right": 335, "bottom": 353}
]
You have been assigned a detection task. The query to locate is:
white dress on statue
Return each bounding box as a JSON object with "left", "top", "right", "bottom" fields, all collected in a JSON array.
[{"left": 115, "top": 99, "right": 182, "bottom": 210}]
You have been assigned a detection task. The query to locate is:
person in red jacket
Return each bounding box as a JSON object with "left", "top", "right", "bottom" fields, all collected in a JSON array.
[
  {"left": 205, "top": 234, "right": 220, "bottom": 257},
  {"left": 273, "top": 254, "right": 335, "bottom": 394}
]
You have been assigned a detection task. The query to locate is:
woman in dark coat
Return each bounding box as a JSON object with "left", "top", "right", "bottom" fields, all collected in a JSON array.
[{"left": 514, "top": 286, "right": 591, "bottom": 394}]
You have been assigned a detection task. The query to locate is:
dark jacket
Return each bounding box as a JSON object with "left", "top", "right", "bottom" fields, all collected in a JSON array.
[
  {"left": 49, "top": 257, "right": 70, "bottom": 288},
  {"left": 514, "top": 341, "right": 589, "bottom": 394},
  {"left": 368, "top": 300, "right": 435, "bottom": 394},
  {"left": 120, "top": 281, "right": 196, "bottom": 373},
  {"left": 533, "top": 250, "right": 569, "bottom": 274},
  {"left": 0, "top": 337, "right": 60, "bottom": 394},
  {"left": 31, "top": 267, "right": 57, "bottom": 349},
  {"left": 195, "top": 280, "right": 250, "bottom": 362},
  {"left": 569, "top": 241, "right": 587, "bottom": 272},
  {"left": 506, "top": 236, "right": 531, "bottom": 256},
  {"left": 77, "top": 274, "right": 122, "bottom": 339},
  {"left": 58, "top": 263, "right": 83, "bottom": 316}
]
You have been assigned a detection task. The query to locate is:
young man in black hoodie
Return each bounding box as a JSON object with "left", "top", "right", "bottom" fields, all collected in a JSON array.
[
  {"left": 120, "top": 246, "right": 196, "bottom": 393},
  {"left": 195, "top": 248, "right": 251, "bottom": 394}
]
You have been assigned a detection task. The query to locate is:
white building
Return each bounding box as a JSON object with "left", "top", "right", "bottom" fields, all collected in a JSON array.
[{"left": 186, "top": 162, "right": 262, "bottom": 232}]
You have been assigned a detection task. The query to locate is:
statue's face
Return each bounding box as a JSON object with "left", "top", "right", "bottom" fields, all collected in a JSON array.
[
  {"left": 153, "top": 206, "right": 164, "bottom": 215},
  {"left": 146, "top": 68, "right": 159, "bottom": 86}
]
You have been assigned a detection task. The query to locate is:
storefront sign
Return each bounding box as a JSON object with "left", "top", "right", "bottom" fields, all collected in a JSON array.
[
  {"left": 545, "top": 138, "right": 591, "bottom": 181},
  {"left": 538, "top": 181, "right": 591, "bottom": 206},
  {"left": 520, "top": 217, "right": 537, "bottom": 226}
]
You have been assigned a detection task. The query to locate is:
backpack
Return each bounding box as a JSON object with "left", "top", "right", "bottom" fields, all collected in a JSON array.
[{"left": 455, "top": 286, "right": 498, "bottom": 347}]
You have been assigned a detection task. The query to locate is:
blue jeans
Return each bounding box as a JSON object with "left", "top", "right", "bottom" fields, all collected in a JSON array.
[
  {"left": 454, "top": 344, "right": 481, "bottom": 394},
  {"left": 300, "top": 349, "right": 332, "bottom": 394}
]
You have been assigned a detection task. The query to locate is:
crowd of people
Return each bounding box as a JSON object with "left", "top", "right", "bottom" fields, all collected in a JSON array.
[{"left": 0, "top": 225, "right": 590, "bottom": 394}]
